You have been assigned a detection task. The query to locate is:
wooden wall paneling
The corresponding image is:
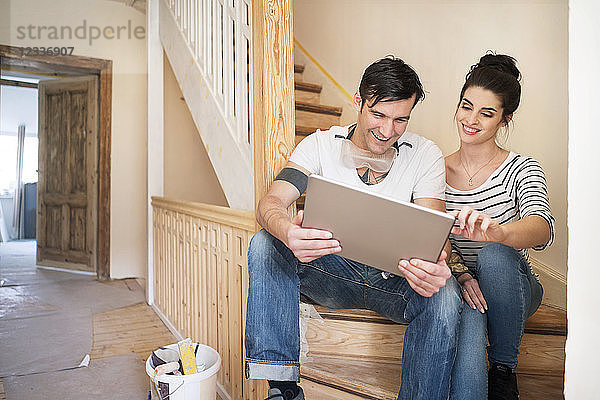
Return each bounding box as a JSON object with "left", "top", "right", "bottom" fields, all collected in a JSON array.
[
  {"left": 163, "top": 210, "right": 169, "bottom": 324},
  {"left": 181, "top": 214, "right": 188, "bottom": 335},
  {"left": 155, "top": 208, "right": 160, "bottom": 309},
  {"left": 231, "top": 228, "right": 246, "bottom": 400},
  {"left": 181, "top": 214, "right": 187, "bottom": 334},
  {"left": 168, "top": 211, "right": 176, "bottom": 325},
  {"left": 200, "top": 221, "right": 210, "bottom": 345},
  {"left": 162, "top": 210, "right": 168, "bottom": 320},
  {"left": 173, "top": 213, "right": 180, "bottom": 332},
  {"left": 192, "top": 218, "right": 201, "bottom": 343},
  {"left": 218, "top": 224, "right": 233, "bottom": 393},
  {"left": 177, "top": 213, "right": 184, "bottom": 333},
  {"left": 159, "top": 209, "right": 166, "bottom": 314},
  {"left": 209, "top": 221, "right": 220, "bottom": 352},
  {"left": 184, "top": 215, "right": 191, "bottom": 337}
]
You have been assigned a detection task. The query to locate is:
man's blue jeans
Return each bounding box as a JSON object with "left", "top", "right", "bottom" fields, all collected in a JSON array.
[
  {"left": 450, "top": 243, "right": 544, "bottom": 399},
  {"left": 245, "top": 229, "right": 463, "bottom": 400}
]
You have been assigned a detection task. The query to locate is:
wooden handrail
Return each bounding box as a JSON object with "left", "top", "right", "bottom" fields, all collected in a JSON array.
[{"left": 151, "top": 196, "right": 255, "bottom": 231}]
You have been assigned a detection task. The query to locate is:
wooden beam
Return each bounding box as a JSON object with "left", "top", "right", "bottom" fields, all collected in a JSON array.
[
  {"left": 0, "top": 45, "right": 111, "bottom": 73},
  {"left": 252, "top": 0, "right": 296, "bottom": 215},
  {"left": 97, "top": 63, "right": 112, "bottom": 280},
  {"left": 0, "top": 79, "right": 38, "bottom": 89},
  {"left": 250, "top": 4, "right": 295, "bottom": 397}
]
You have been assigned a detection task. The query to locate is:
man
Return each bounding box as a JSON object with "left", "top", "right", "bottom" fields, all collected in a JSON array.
[{"left": 245, "top": 56, "right": 463, "bottom": 400}]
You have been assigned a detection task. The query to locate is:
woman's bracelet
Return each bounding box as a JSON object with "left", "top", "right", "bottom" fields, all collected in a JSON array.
[{"left": 447, "top": 251, "right": 469, "bottom": 274}]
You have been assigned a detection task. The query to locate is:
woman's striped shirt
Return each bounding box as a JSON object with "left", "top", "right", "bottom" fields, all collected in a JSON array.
[{"left": 445, "top": 152, "right": 555, "bottom": 274}]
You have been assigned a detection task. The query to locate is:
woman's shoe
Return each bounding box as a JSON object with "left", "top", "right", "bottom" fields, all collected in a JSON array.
[{"left": 488, "top": 363, "right": 519, "bottom": 399}]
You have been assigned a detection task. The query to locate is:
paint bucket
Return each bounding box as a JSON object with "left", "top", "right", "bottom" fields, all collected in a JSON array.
[{"left": 146, "top": 343, "right": 221, "bottom": 400}]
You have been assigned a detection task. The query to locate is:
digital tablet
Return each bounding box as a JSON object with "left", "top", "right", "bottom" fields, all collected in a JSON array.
[{"left": 302, "top": 174, "right": 455, "bottom": 275}]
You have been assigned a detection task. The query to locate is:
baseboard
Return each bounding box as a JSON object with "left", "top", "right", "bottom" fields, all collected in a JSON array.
[
  {"left": 216, "top": 381, "right": 232, "bottom": 400},
  {"left": 530, "top": 257, "right": 566, "bottom": 310},
  {"left": 150, "top": 303, "right": 184, "bottom": 341}
]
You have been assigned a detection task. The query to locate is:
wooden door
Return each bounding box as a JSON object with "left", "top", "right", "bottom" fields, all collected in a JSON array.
[{"left": 37, "top": 76, "right": 98, "bottom": 272}]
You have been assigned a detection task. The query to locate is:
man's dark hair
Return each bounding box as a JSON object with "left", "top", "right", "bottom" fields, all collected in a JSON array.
[{"left": 359, "top": 56, "right": 425, "bottom": 110}]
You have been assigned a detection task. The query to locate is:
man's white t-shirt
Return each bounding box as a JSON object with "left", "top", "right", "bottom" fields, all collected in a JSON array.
[{"left": 289, "top": 125, "right": 446, "bottom": 202}]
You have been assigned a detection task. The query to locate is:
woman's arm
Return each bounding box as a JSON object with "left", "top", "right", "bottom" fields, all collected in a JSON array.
[
  {"left": 500, "top": 214, "right": 551, "bottom": 249},
  {"left": 451, "top": 156, "right": 554, "bottom": 249},
  {"left": 450, "top": 209, "right": 551, "bottom": 249}
]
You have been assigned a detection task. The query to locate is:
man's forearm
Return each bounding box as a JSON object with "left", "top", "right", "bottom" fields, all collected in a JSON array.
[{"left": 256, "top": 194, "right": 293, "bottom": 245}]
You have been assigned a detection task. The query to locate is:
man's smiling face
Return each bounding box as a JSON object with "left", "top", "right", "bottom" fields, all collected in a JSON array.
[{"left": 352, "top": 93, "right": 416, "bottom": 155}]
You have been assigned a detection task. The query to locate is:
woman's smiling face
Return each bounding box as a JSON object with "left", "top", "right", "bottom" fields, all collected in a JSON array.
[{"left": 455, "top": 86, "right": 508, "bottom": 145}]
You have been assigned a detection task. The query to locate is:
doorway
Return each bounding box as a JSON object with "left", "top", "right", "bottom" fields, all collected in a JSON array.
[{"left": 0, "top": 44, "right": 112, "bottom": 279}]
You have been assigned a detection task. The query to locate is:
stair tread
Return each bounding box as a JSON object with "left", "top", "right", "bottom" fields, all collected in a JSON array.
[
  {"left": 295, "top": 81, "right": 322, "bottom": 93},
  {"left": 302, "top": 356, "right": 564, "bottom": 400},
  {"left": 295, "top": 64, "right": 305, "bottom": 73},
  {"left": 295, "top": 125, "right": 321, "bottom": 136},
  {"left": 310, "top": 304, "right": 566, "bottom": 336},
  {"left": 296, "top": 101, "right": 343, "bottom": 116},
  {"left": 302, "top": 356, "right": 399, "bottom": 400}
]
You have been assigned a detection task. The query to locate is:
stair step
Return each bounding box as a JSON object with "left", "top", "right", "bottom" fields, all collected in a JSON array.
[
  {"left": 302, "top": 356, "right": 398, "bottom": 399},
  {"left": 294, "top": 125, "right": 320, "bottom": 146},
  {"left": 296, "top": 101, "right": 342, "bottom": 116},
  {"left": 295, "top": 64, "right": 305, "bottom": 82},
  {"left": 312, "top": 304, "right": 567, "bottom": 336},
  {"left": 295, "top": 81, "right": 322, "bottom": 103},
  {"left": 296, "top": 101, "right": 342, "bottom": 130},
  {"left": 305, "top": 304, "right": 565, "bottom": 375},
  {"left": 296, "top": 81, "right": 322, "bottom": 93},
  {"left": 301, "top": 356, "right": 565, "bottom": 400},
  {"left": 295, "top": 125, "right": 319, "bottom": 136}
]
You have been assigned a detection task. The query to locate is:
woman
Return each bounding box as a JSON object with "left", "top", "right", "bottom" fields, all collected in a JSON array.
[{"left": 446, "top": 54, "right": 555, "bottom": 400}]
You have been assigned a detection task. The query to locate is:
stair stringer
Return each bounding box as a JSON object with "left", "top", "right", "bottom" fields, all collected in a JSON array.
[{"left": 159, "top": 0, "right": 254, "bottom": 211}]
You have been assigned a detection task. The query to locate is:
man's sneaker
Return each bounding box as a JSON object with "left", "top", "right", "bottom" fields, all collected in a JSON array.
[
  {"left": 488, "top": 363, "right": 519, "bottom": 400},
  {"left": 265, "top": 387, "right": 305, "bottom": 400}
]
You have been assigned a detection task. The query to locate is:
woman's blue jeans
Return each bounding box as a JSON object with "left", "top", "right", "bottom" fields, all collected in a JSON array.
[
  {"left": 245, "top": 229, "right": 463, "bottom": 400},
  {"left": 450, "top": 243, "right": 544, "bottom": 399}
]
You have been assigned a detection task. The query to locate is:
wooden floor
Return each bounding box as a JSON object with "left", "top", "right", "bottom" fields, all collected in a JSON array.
[
  {"left": 92, "top": 279, "right": 224, "bottom": 400},
  {"left": 91, "top": 280, "right": 176, "bottom": 362}
]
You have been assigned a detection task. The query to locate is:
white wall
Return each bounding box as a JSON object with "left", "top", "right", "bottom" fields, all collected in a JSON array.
[
  {"left": 565, "top": 0, "right": 600, "bottom": 396},
  {"left": 294, "top": 0, "right": 568, "bottom": 289},
  {"left": 2, "top": 0, "right": 148, "bottom": 278},
  {"left": 163, "top": 55, "right": 229, "bottom": 206}
]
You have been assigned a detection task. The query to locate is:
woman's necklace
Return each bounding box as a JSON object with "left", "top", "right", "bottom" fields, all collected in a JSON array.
[{"left": 459, "top": 148, "right": 499, "bottom": 186}]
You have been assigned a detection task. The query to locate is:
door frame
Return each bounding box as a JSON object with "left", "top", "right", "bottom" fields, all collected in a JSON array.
[{"left": 0, "top": 44, "right": 112, "bottom": 280}]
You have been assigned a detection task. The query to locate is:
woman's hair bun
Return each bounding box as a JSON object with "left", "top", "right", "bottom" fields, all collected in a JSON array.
[{"left": 474, "top": 53, "right": 521, "bottom": 82}]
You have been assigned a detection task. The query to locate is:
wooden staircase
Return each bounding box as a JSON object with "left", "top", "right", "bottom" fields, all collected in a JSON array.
[{"left": 292, "top": 64, "right": 566, "bottom": 399}]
